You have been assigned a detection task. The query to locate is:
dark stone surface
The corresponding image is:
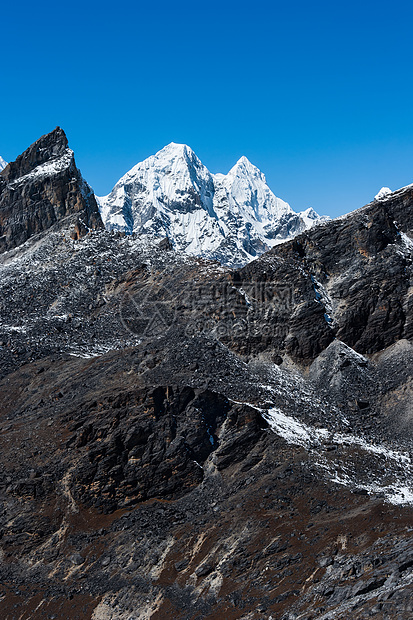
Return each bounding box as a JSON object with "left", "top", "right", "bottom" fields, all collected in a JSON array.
[
  {"left": 0, "top": 127, "right": 102, "bottom": 253},
  {"left": 269, "top": 190, "right": 413, "bottom": 357}
]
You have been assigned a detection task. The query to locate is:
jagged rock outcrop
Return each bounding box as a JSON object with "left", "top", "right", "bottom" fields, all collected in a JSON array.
[{"left": 0, "top": 127, "right": 102, "bottom": 254}]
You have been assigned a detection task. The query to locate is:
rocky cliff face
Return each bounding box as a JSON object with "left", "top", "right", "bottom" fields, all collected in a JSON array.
[
  {"left": 272, "top": 184, "right": 413, "bottom": 356},
  {"left": 0, "top": 128, "right": 103, "bottom": 254},
  {"left": 0, "top": 130, "right": 412, "bottom": 619}
]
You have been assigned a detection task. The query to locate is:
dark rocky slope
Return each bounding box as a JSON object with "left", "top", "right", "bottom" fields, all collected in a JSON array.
[
  {"left": 236, "top": 187, "right": 413, "bottom": 363},
  {"left": 0, "top": 128, "right": 102, "bottom": 253},
  {"left": 0, "top": 131, "right": 412, "bottom": 619}
]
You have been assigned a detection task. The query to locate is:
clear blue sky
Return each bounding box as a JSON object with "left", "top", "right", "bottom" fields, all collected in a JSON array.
[{"left": 2, "top": 0, "right": 413, "bottom": 217}]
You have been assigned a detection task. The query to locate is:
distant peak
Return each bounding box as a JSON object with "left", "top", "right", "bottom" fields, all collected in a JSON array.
[
  {"left": 374, "top": 187, "right": 392, "bottom": 201},
  {"left": 149, "top": 142, "right": 202, "bottom": 166},
  {"left": 160, "top": 142, "right": 194, "bottom": 156},
  {"left": 228, "top": 155, "right": 265, "bottom": 181},
  {"left": 236, "top": 155, "right": 253, "bottom": 166},
  {"left": 164, "top": 141, "right": 186, "bottom": 150},
  {"left": 0, "top": 155, "right": 7, "bottom": 172},
  {"left": 146, "top": 143, "right": 205, "bottom": 172},
  {"left": 300, "top": 207, "right": 317, "bottom": 217},
  {"left": 231, "top": 155, "right": 257, "bottom": 171}
]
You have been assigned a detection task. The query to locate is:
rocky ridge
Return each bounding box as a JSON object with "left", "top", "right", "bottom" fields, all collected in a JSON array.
[
  {"left": 0, "top": 127, "right": 103, "bottom": 254},
  {"left": 0, "top": 129, "right": 412, "bottom": 619}
]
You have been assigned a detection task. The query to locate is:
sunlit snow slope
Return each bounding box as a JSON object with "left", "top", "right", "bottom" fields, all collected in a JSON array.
[{"left": 97, "top": 143, "right": 328, "bottom": 267}]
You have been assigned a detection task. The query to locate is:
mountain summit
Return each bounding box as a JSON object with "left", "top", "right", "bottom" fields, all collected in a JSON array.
[
  {"left": 0, "top": 128, "right": 102, "bottom": 253},
  {"left": 0, "top": 156, "right": 7, "bottom": 172},
  {"left": 97, "top": 144, "right": 327, "bottom": 267}
]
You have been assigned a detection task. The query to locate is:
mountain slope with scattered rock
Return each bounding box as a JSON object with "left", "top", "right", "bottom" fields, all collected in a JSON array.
[{"left": 0, "top": 129, "right": 412, "bottom": 619}]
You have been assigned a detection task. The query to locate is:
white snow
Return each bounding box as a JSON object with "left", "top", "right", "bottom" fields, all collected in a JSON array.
[
  {"left": 263, "top": 407, "right": 413, "bottom": 506},
  {"left": 0, "top": 324, "right": 27, "bottom": 333},
  {"left": 374, "top": 186, "right": 392, "bottom": 200},
  {"left": 7, "top": 149, "right": 74, "bottom": 188},
  {"left": 68, "top": 343, "right": 126, "bottom": 359},
  {"left": 264, "top": 406, "right": 411, "bottom": 465},
  {"left": 264, "top": 407, "right": 323, "bottom": 445},
  {"left": 263, "top": 407, "right": 328, "bottom": 447},
  {"left": 97, "top": 143, "right": 327, "bottom": 267},
  {"left": 213, "top": 155, "right": 293, "bottom": 226},
  {"left": 400, "top": 231, "right": 413, "bottom": 251},
  {"left": 298, "top": 207, "right": 330, "bottom": 228},
  {"left": 0, "top": 155, "right": 7, "bottom": 172}
]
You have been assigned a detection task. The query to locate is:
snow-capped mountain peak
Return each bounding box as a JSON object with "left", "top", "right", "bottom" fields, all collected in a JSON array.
[
  {"left": 98, "top": 142, "right": 215, "bottom": 235},
  {"left": 230, "top": 155, "right": 260, "bottom": 175},
  {"left": 0, "top": 155, "right": 8, "bottom": 172},
  {"left": 118, "top": 142, "right": 203, "bottom": 185},
  {"left": 98, "top": 144, "right": 327, "bottom": 267},
  {"left": 140, "top": 142, "right": 200, "bottom": 174},
  {"left": 224, "top": 156, "right": 272, "bottom": 197},
  {"left": 298, "top": 206, "right": 329, "bottom": 228},
  {"left": 215, "top": 156, "right": 293, "bottom": 224}
]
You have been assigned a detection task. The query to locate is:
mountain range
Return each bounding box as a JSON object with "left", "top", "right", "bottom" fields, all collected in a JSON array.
[
  {"left": 0, "top": 128, "right": 412, "bottom": 619},
  {"left": 1, "top": 136, "right": 327, "bottom": 268},
  {"left": 97, "top": 142, "right": 328, "bottom": 267}
]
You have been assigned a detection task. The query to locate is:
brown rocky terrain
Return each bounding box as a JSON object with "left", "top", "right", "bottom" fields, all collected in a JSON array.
[{"left": 0, "top": 130, "right": 412, "bottom": 619}]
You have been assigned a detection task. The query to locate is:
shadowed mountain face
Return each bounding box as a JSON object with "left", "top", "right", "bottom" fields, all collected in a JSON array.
[
  {"left": 0, "top": 130, "right": 412, "bottom": 619},
  {"left": 0, "top": 128, "right": 103, "bottom": 254},
  {"left": 238, "top": 185, "right": 413, "bottom": 361}
]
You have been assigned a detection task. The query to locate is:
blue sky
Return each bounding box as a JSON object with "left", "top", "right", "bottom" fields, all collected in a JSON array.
[{"left": 2, "top": 0, "right": 413, "bottom": 217}]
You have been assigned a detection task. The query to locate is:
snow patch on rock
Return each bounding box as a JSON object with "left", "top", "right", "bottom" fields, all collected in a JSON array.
[
  {"left": 374, "top": 187, "right": 392, "bottom": 200},
  {"left": 263, "top": 407, "right": 413, "bottom": 506},
  {"left": 7, "top": 150, "right": 74, "bottom": 188}
]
